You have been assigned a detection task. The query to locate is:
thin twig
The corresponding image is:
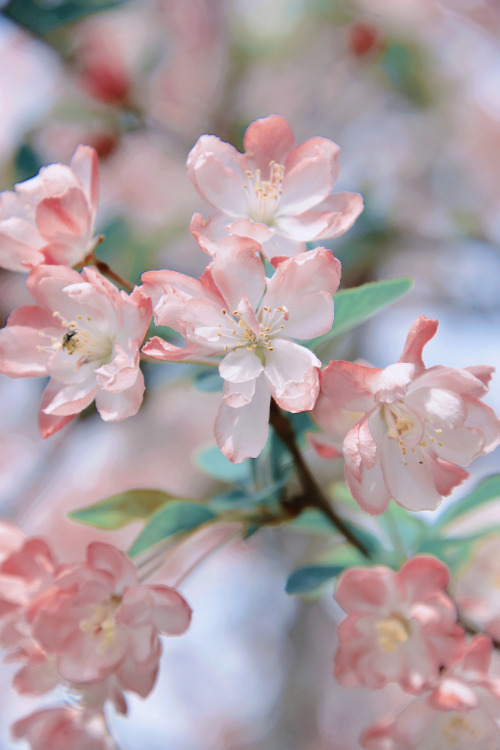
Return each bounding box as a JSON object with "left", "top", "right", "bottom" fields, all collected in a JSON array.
[{"left": 269, "top": 400, "right": 371, "bottom": 558}]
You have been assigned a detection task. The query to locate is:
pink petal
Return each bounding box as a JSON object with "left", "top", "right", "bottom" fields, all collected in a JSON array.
[
  {"left": 141, "top": 585, "right": 191, "bottom": 634},
  {"left": 372, "top": 362, "right": 416, "bottom": 404},
  {"left": 40, "top": 377, "right": 97, "bottom": 416},
  {"left": 211, "top": 236, "right": 265, "bottom": 312},
  {"left": 277, "top": 191, "right": 364, "bottom": 241},
  {"left": 243, "top": 114, "right": 295, "bottom": 173},
  {"left": 219, "top": 347, "right": 263, "bottom": 383},
  {"left": 215, "top": 375, "right": 271, "bottom": 462},
  {"left": 70, "top": 145, "right": 99, "bottom": 223},
  {"left": 222, "top": 378, "right": 256, "bottom": 408},
  {"left": 189, "top": 211, "right": 229, "bottom": 256},
  {"left": 95, "top": 368, "right": 145, "bottom": 421},
  {"left": 187, "top": 135, "right": 247, "bottom": 216},
  {"left": 36, "top": 189, "right": 91, "bottom": 249},
  {"left": 263, "top": 246, "right": 341, "bottom": 317},
  {"left": 398, "top": 316, "right": 438, "bottom": 371},
  {"left": 141, "top": 336, "right": 209, "bottom": 362},
  {"left": 38, "top": 410, "right": 76, "bottom": 438},
  {"left": 320, "top": 360, "right": 379, "bottom": 411},
  {"left": 141, "top": 267, "right": 220, "bottom": 326},
  {"left": 86, "top": 542, "right": 137, "bottom": 590},
  {"left": 26, "top": 264, "right": 83, "bottom": 312},
  {"left": 264, "top": 339, "right": 320, "bottom": 411},
  {"left": 95, "top": 345, "right": 139, "bottom": 393},
  {"left": 15, "top": 164, "right": 82, "bottom": 208},
  {"left": 0, "top": 217, "right": 45, "bottom": 272}
]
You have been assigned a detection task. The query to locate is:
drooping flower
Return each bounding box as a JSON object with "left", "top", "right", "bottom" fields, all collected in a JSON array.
[
  {"left": 27, "top": 542, "right": 192, "bottom": 693},
  {"left": 361, "top": 637, "right": 500, "bottom": 750},
  {"left": 334, "top": 556, "right": 464, "bottom": 694},
  {"left": 141, "top": 237, "right": 341, "bottom": 462},
  {"left": 0, "top": 145, "right": 100, "bottom": 272},
  {"left": 311, "top": 316, "right": 500, "bottom": 514},
  {"left": 453, "top": 535, "right": 500, "bottom": 642},
  {"left": 187, "top": 114, "right": 363, "bottom": 262},
  {"left": 0, "top": 264, "right": 152, "bottom": 437}
]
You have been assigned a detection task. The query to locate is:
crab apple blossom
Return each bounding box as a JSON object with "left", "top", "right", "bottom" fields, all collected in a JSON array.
[
  {"left": 311, "top": 315, "right": 500, "bottom": 514},
  {"left": 334, "top": 556, "right": 465, "bottom": 694},
  {"left": 12, "top": 707, "right": 118, "bottom": 750},
  {"left": 453, "top": 535, "right": 500, "bottom": 642},
  {"left": 361, "top": 637, "right": 500, "bottom": 750},
  {"left": 141, "top": 237, "right": 341, "bottom": 462},
  {"left": 26, "top": 542, "right": 191, "bottom": 693},
  {"left": 0, "top": 145, "right": 100, "bottom": 272},
  {"left": 0, "top": 264, "right": 152, "bottom": 437},
  {"left": 187, "top": 114, "right": 363, "bottom": 262}
]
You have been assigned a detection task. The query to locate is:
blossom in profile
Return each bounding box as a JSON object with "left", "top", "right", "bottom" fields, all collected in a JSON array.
[
  {"left": 142, "top": 237, "right": 341, "bottom": 462},
  {"left": 0, "top": 265, "right": 151, "bottom": 437},
  {"left": 334, "top": 556, "right": 464, "bottom": 694},
  {"left": 311, "top": 316, "right": 500, "bottom": 514},
  {"left": 188, "top": 114, "right": 363, "bottom": 262},
  {"left": 361, "top": 637, "right": 500, "bottom": 750},
  {"left": 0, "top": 145, "right": 100, "bottom": 272}
]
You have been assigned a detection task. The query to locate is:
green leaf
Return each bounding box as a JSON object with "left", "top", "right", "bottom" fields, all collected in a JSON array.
[
  {"left": 128, "top": 501, "right": 216, "bottom": 557},
  {"left": 69, "top": 490, "right": 173, "bottom": 530},
  {"left": 14, "top": 144, "right": 42, "bottom": 182},
  {"left": 193, "top": 369, "right": 223, "bottom": 393},
  {"left": 196, "top": 445, "right": 253, "bottom": 484},
  {"left": 3, "top": 0, "right": 124, "bottom": 36},
  {"left": 433, "top": 475, "right": 500, "bottom": 532},
  {"left": 286, "top": 565, "right": 345, "bottom": 594},
  {"left": 309, "top": 278, "right": 413, "bottom": 352}
]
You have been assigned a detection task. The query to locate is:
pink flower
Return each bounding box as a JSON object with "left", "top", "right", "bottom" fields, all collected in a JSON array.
[
  {"left": 0, "top": 265, "right": 152, "bottom": 437},
  {"left": 141, "top": 238, "right": 341, "bottom": 461},
  {"left": 453, "top": 536, "right": 500, "bottom": 642},
  {"left": 0, "top": 145, "right": 100, "bottom": 272},
  {"left": 361, "top": 637, "right": 500, "bottom": 750},
  {"left": 312, "top": 316, "right": 500, "bottom": 514},
  {"left": 27, "top": 542, "right": 191, "bottom": 694},
  {"left": 334, "top": 556, "right": 464, "bottom": 694},
  {"left": 12, "top": 707, "right": 118, "bottom": 750},
  {"left": 187, "top": 114, "right": 363, "bottom": 262}
]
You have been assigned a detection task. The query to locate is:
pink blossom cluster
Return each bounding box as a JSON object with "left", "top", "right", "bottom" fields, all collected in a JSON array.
[
  {"left": 0, "top": 522, "right": 191, "bottom": 749},
  {"left": 334, "top": 557, "right": 500, "bottom": 748}
]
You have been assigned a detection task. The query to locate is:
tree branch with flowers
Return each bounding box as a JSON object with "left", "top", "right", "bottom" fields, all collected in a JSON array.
[{"left": 0, "top": 113, "right": 499, "bottom": 750}]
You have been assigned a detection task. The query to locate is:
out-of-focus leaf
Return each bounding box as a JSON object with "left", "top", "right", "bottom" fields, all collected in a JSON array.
[
  {"left": 128, "top": 501, "right": 216, "bottom": 557},
  {"left": 286, "top": 542, "right": 371, "bottom": 595},
  {"left": 380, "top": 42, "right": 432, "bottom": 106},
  {"left": 13, "top": 144, "right": 41, "bottom": 182},
  {"left": 308, "top": 277, "right": 413, "bottom": 352},
  {"left": 380, "top": 502, "right": 428, "bottom": 558},
  {"left": 433, "top": 475, "right": 500, "bottom": 532},
  {"left": 286, "top": 565, "right": 345, "bottom": 595},
  {"left": 196, "top": 445, "right": 252, "bottom": 484},
  {"left": 193, "top": 368, "right": 223, "bottom": 393},
  {"left": 3, "top": 0, "right": 124, "bottom": 36},
  {"left": 416, "top": 535, "right": 484, "bottom": 572},
  {"left": 69, "top": 490, "right": 173, "bottom": 529}
]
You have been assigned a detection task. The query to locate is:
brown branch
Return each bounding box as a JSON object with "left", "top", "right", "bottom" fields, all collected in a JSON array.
[
  {"left": 269, "top": 400, "right": 371, "bottom": 558},
  {"left": 81, "top": 240, "right": 135, "bottom": 292}
]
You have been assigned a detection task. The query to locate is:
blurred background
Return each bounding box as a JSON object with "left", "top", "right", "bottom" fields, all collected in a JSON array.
[{"left": 0, "top": 0, "right": 499, "bottom": 747}]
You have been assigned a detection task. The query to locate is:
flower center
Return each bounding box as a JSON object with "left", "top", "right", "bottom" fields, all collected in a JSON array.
[
  {"left": 441, "top": 713, "right": 480, "bottom": 745},
  {"left": 38, "top": 311, "right": 115, "bottom": 370},
  {"left": 375, "top": 614, "right": 410, "bottom": 653},
  {"left": 382, "top": 401, "right": 445, "bottom": 468},
  {"left": 217, "top": 304, "right": 288, "bottom": 355},
  {"left": 79, "top": 594, "right": 121, "bottom": 654},
  {"left": 243, "top": 161, "right": 285, "bottom": 224}
]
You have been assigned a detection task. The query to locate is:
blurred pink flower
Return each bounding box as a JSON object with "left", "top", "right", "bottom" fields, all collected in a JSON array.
[
  {"left": 142, "top": 238, "right": 341, "bottom": 461},
  {"left": 0, "top": 265, "right": 151, "bottom": 437},
  {"left": 453, "top": 536, "right": 500, "bottom": 642},
  {"left": 12, "top": 707, "right": 118, "bottom": 750},
  {"left": 312, "top": 316, "right": 500, "bottom": 514},
  {"left": 361, "top": 637, "right": 500, "bottom": 749},
  {"left": 188, "top": 114, "right": 363, "bottom": 262},
  {"left": 334, "top": 556, "right": 464, "bottom": 694},
  {"left": 28, "top": 542, "right": 191, "bottom": 692},
  {"left": 0, "top": 146, "right": 99, "bottom": 272}
]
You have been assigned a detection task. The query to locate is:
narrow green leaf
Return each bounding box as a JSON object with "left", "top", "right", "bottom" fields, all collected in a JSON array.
[
  {"left": 196, "top": 445, "right": 252, "bottom": 484},
  {"left": 3, "top": 0, "right": 124, "bottom": 36},
  {"left": 128, "top": 501, "right": 216, "bottom": 557},
  {"left": 434, "top": 475, "right": 500, "bottom": 532},
  {"left": 69, "top": 490, "right": 173, "bottom": 530},
  {"left": 286, "top": 565, "right": 344, "bottom": 594},
  {"left": 309, "top": 277, "right": 413, "bottom": 351}
]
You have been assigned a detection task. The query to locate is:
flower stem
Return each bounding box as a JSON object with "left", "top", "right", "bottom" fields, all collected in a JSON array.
[
  {"left": 82, "top": 239, "right": 135, "bottom": 292},
  {"left": 269, "top": 400, "right": 372, "bottom": 559}
]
